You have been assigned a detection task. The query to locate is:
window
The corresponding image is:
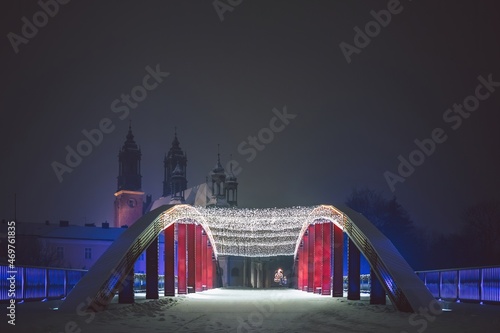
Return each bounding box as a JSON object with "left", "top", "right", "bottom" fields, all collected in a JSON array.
[
  {"left": 56, "top": 247, "right": 64, "bottom": 260},
  {"left": 85, "top": 248, "right": 92, "bottom": 260},
  {"left": 231, "top": 267, "right": 240, "bottom": 277},
  {"left": 139, "top": 253, "right": 145, "bottom": 261}
]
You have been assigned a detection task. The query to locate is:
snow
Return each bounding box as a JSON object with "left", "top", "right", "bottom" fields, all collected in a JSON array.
[{"left": 3, "top": 288, "right": 500, "bottom": 333}]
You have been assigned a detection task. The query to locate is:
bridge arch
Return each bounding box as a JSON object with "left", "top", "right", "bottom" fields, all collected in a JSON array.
[
  {"left": 60, "top": 204, "right": 437, "bottom": 313},
  {"left": 59, "top": 204, "right": 217, "bottom": 312}
]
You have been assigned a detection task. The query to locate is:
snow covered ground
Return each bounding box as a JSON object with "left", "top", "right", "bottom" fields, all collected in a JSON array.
[{"left": 3, "top": 288, "right": 500, "bottom": 333}]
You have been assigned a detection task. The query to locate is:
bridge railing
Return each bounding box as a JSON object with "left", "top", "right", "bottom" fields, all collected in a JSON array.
[
  {"left": 134, "top": 273, "right": 165, "bottom": 292},
  {"left": 0, "top": 264, "right": 171, "bottom": 302},
  {"left": 416, "top": 265, "right": 500, "bottom": 304},
  {"left": 3, "top": 263, "right": 499, "bottom": 303},
  {"left": 343, "top": 274, "right": 371, "bottom": 293},
  {"left": 0, "top": 264, "right": 87, "bottom": 302}
]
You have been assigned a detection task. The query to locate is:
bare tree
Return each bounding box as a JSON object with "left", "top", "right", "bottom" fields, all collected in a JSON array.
[
  {"left": 345, "top": 188, "right": 420, "bottom": 267},
  {"left": 461, "top": 200, "right": 500, "bottom": 265}
]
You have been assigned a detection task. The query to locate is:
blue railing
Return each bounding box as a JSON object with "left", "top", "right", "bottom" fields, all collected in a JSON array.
[
  {"left": 3, "top": 264, "right": 499, "bottom": 304},
  {"left": 0, "top": 265, "right": 87, "bottom": 301},
  {"left": 416, "top": 266, "right": 500, "bottom": 304},
  {"left": 134, "top": 274, "right": 165, "bottom": 292},
  {"left": 0, "top": 265, "right": 166, "bottom": 302}
]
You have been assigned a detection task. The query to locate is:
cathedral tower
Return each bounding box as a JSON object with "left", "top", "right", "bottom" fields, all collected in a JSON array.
[
  {"left": 114, "top": 124, "right": 144, "bottom": 228},
  {"left": 163, "top": 129, "right": 187, "bottom": 197}
]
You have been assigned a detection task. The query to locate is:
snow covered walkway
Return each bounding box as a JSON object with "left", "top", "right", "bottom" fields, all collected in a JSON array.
[{"left": 3, "top": 288, "right": 500, "bottom": 332}]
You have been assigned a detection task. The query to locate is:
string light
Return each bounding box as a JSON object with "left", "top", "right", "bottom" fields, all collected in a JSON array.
[{"left": 158, "top": 205, "right": 345, "bottom": 257}]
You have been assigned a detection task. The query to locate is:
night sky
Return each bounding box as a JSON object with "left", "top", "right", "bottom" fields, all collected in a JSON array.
[{"left": 1, "top": 1, "right": 499, "bottom": 235}]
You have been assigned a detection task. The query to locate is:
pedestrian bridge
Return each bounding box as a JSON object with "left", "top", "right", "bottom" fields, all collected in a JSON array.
[{"left": 59, "top": 204, "right": 436, "bottom": 313}]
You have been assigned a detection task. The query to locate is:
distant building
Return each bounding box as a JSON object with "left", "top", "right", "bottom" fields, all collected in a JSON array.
[
  {"left": 114, "top": 124, "right": 147, "bottom": 228},
  {"left": 11, "top": 125, "right": 283, "bottom": 288}
]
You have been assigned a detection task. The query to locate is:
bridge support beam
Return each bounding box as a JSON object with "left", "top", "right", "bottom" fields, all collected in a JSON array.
[
  {"left": 146, "top": 237, "right": 159, "bottom": 299},
  {"left": 178, "top": 223, "right": 187, "bottom": 294},
  {"left": 307, "top": 224, "right": 314, "bottom": 292},
  {"left": 118, "top": 267, "right": 134, "bottom": 304},
  {"left": 187, "top": 224, "right": 196, "bottom": 293},
  {"left": 195, "top": 225, "right": 203, "bottom": 292},
  {"left": 201, "top": 230, "right": 207, "bottom": 290},
  {"left": 322, "top": 222, "right": 332, "bottom": 295},
  {"left": 314, "top": 223, "right": 323, "bottom": 293},
  {"left": 302, "top": 230, "right": 309, "bottom": 291},
  {"left": 347, "top": 238, "right": 360, "bottom": 300},
  {"left": 370, "top": 268, "right": 386, "bottom": 305},
  {"left": 297, "top": 241, "right": 303, "bottom": 291},
  {"left": 332, "top": 224, "right": 343, "bottom": 297},
  {"left": 164, "top": 224, "right": 175, "bottom": 296},
  {"left": 207, "top": 241, "right": 214, "bottom": 289}
]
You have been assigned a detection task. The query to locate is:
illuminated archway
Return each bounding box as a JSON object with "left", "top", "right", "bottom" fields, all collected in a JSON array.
[{"left": 60, "top": 204, "right": 436, "bottom": 313}]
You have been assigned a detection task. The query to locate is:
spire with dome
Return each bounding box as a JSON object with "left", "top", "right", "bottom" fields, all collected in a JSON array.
[
  {"left": 210, "top": 144, "right": 229, "bottom": 207},
  {"left": 225, "top": 155, "right": 238, "bottom": 207},
  {"left": 170, "top": 162, "right": 186, "bottom": 203},
  {"left": 163, "top": 127, "right": 187, "bottom": 197}
]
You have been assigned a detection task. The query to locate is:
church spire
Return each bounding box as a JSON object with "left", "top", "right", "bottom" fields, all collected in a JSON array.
[
  {"left": 170, "top": 162, "right": 186, "bottom": 203},
  {"left": 210, "top": 144, "right": 227, "bottom": 206},
  {"left": 225, "top": 154, "right": 238, "bottom": 207},
  {"left": 163, "top": 128, "right": 187, "bottom": 197},
  {"left": 117, "top": 123, "right": 142, "bottom": 191},
  {"left": 215, "top": 144, "right": 224, "bottom": 172}
]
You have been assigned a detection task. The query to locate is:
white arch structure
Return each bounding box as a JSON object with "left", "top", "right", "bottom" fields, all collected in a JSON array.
[{"left": 60, "top": 204, "right": 436, "bottom": 313}]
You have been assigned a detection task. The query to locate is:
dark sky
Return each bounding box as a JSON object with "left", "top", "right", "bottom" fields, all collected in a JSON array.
[{"left": 1, "top": 0, "right": 499, "bottom": 235}]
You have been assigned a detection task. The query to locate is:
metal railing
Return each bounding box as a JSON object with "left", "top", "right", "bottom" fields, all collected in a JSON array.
[
  {"left": 134, "top": 274, "right": 165, "bottom": 292},
  {"left": 343, "top": 274, "right": 371, "bottom": 292},
  {"left": 416, "top": 265, "right": 500, "bottom": 304},
  {"left": 0, "top": 264, "right": 87, "bottom": 301},
  {"left": 0, "top": 264, "right": 171, "bottom": 302},
  {"left": 3, "top": 263, "right": 499, "bottom": 304}
]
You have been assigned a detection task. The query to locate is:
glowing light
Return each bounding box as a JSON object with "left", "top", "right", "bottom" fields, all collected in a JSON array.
[{"left": 159, "top": 205, "right": 344, "bottom": 257}]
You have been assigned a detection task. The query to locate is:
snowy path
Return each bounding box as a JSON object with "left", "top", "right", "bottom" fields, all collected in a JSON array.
[{"left": 3, "top": 288, "right": 500, "bottom": 333}]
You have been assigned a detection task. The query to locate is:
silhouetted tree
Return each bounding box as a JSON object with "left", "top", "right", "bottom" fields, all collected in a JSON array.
[
  {"left": 414, "top": 200, "right": 500, "bottom": 269},
  {"left": 460, "top": 200, "right": 500, "bottom": 266},
  {"left": 345, "top": 188, "right": 421, "bottom": 267}
]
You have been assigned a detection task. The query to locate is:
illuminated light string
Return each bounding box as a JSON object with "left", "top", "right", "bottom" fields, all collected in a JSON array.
[{"left": 158, "top": 205, "right": 345, "bottom": 257}]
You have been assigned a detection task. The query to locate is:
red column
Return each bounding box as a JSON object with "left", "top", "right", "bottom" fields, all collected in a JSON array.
[
  {"left": 302, "top": 232, "right": 309, "bottom": 291},
  {"left": 201, "top": 230, "right": 207, "bottom": 290},
  {"left": 164, "top": 224, "right": 175, "bottom": 296},
  {"left": 314, "top": 223, "right": 323, "bottom": 293},
  {"left": 297, "top": 242, "right": 303, "bottom": 291},
  {"left": 207, "top": 240, "right": 214, "bottom": 289},
  {"left": 187, "top": 224, "right": 196, "bottom": 293},
  {"left": 195, "top": 225, "right": 203, "bottom": 292},
  {"left": 322, "top": 223, "right": 332, "bottom": 295},
  {"left": 307, "top": 224, "right": 315, "bottom": 292},
  {"left": 177, "top": 223, "right": 187, "bottom": 294},
  {"left": 332, "top": 224, "right": 344, "bottom": 297}
]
